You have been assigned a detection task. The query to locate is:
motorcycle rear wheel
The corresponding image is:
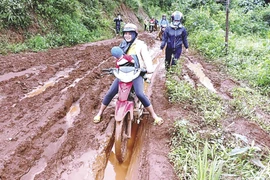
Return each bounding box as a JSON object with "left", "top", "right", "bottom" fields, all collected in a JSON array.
[{"left": 115, "top": 114, "right": 130, "bottom": 163}]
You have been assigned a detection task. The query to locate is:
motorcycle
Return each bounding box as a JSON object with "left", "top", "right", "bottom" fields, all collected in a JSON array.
[
  {"left": 149, "top": 19, "right": 155, "bottom": 33},
  {"left": 102, "top": 66, "right": 148, "bottom": 163}
]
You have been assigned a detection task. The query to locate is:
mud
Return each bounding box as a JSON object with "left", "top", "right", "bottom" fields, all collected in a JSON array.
[{"left": 1, "top": 30, "right": 270, "bottom": 180}]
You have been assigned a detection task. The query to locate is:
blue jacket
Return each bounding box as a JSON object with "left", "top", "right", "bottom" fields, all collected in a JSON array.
[
  {"left": 160, "top": 24, "right": 189, "bottom": 50},
  {"left": 159, "top": 19, "right": 169, "bottom": 27}
]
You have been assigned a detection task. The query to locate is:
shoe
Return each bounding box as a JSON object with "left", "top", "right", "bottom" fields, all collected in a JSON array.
[
  {"left": 93, "top": 115, "right": 101, "bottom": 123},
  {"left": 154, "top": 117, "right": 164, "bottom": 126}
]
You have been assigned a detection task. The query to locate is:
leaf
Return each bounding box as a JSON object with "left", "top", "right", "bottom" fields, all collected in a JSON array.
[
  {"left": 229, "top": 147, "right": 249, "bottom": 156},
  {"left": 250, "top": 158, "right": 265, "bottom": 168},
  {"left": 232, "top": 133, "right": 248, "bottom": 143}
]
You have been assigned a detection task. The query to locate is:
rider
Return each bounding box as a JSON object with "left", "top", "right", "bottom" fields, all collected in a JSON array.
[
  {"left": 93, "top": 23, "right": 164, "bottom": 125},
  {"left": 157, "top": 14, "right": 169, "bottom": 40},
  {"left": 149, "top": 17, "right": 156, "bottom": 32},
  {"left": 160, "top": 11, "right": 189, "bottom": 70},
  {"left": 114, "top": 13, "right": 123, "bottom": 35}
]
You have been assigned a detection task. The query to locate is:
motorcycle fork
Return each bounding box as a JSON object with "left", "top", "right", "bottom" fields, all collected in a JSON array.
[{"left": 115, "top": 82, "right": 134, "bottom": 138}]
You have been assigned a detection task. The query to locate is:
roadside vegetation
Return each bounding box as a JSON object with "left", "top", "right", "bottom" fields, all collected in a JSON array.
[
  {"left": 0, "top": 0, "right": 123, "bottom": 53},
  {"left": 1, "top": 0, "right": 269, "bottom": 179},
  {"left": 166, "top": 0, "right": 270, "bottom": 179}
]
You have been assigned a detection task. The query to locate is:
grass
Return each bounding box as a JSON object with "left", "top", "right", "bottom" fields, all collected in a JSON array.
[{"left": 167, "top": 60, "right": 270, "bottom": 179}]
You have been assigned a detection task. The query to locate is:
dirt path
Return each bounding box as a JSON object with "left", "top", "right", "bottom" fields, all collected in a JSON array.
[
  {"left": 0, "top": 32, "right": 177, "bottom": 180},
  {"left": 1, "top": 31, "right": 270, "bottom": 180}
]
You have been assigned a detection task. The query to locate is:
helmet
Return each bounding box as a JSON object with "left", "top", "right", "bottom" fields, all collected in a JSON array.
[
  {"left": 123, "top": 23, "right": 138, "bottom": 34},
  {"left": 162, "top": 14, "right": 166, "bottom": 18},
  {"left": 111, "top": 46, "right": 123, "bottom": 59},
  {"left": 171, "top": 11, "right": 183, "bottom": 26}
]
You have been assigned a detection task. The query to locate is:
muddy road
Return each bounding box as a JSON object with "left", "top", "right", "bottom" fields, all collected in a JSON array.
[
  {"left": 0, "top": 32, "right": 178, "bottom": 180},
  {"left": 1, "top": 32, "right": 270, "bottom": 180}
]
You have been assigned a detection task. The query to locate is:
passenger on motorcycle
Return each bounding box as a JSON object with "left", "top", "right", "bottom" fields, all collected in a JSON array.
[
  {"left": 157, "top": 14, "right": 169, "bottom": 40},
  {"left": 160, "top": 11, "right": 189, "bottom": 69},
  {"left": 111, "top": 46, "right": 134, "bottom": 68},
  {"left": 93, "top": 23, "right": 164, "bottom": 125}
]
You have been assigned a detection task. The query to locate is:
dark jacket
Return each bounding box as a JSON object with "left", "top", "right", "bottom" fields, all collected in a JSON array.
[
  {"left": 160, "top": 24, "right": 189, "bottom": 50},
  {"left": 114, "top": 18, "right": 122, "bottom": 26}
]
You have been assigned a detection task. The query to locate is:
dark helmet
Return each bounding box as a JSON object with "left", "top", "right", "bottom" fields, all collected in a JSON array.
[
  {"left": 171, "top": 11, "right": 183, "bottom": 26},
  {"left": 123, "top": 23, "right": 138, "bottom": 35}
]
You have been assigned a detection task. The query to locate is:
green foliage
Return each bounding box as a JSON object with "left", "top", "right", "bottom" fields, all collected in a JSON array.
[
  {"left": 169, "top": 120, "right": 270, "bottom": 179},
  {"left": 125, "top": 0, "right": 139, "bottom": 11},
  {"left": 185, "top": 8, "right": 222, "bottom": 33},
  {"left": 229, "top": 87, "right": 270, "bottom": 132},
  {"left": 26, "top": 34, "right": 49, "bottom": 51},
  {"left": 196, "top": 142, "right": 223, "bottom": 180},
  {"left": 0, "top": 0, "right": 32, "bottom": 28},
  {"left": 166, "top": 66, "right": 224, "bottom": 126},
  {"left": 179, "top": 0, "right": 270, "bottom": 94},
  {"left": 238, "top": 0, "right": 266, "bottom": 13},
  {"left": 229, "top": 9, "right": 270, "bottom": 37},
  {"left": 227, "top": 36, "right": 270, "bottom": 94},
  {"left": 190, "top": 30, "right": 225, "bottom": 59},
  {"left": 0, "top": 0, "right": 120, "bottom": 53}
]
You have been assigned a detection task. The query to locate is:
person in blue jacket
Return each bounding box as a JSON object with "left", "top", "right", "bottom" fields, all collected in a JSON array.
[
  {"left": 160, "top": 11, "right": 189, "bottom": 70},
  {"left": 156, "top": 14, "right": 169, "bottom": 40}
]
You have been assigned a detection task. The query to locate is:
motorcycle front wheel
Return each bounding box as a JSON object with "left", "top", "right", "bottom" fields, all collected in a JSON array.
[{"left": 115, "top": 113, "right": 130, "bottom": 163}]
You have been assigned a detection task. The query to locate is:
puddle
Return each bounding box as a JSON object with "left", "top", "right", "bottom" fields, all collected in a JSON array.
[
  {"left": 0, "top": 66, "right": 45, "bottom": 82},
  {"left": 20, "top": 158, "right": 47, "bottom": 180},
  {"left": 103, "top": 122, "right": 139, "bottom": 180},
  {"left": 23, "top": 67, "right": 74, "bottom": 99},
  {"left": 66, "top": 98, "right": 81, "bottom": 127},
  {"left": 186, "top": 61, "right": 217, "bottom": 93}
]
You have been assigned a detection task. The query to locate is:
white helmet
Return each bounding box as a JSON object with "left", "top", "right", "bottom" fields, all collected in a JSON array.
[{"left": 171, "top": 11, "right": 183, "bottom": 26}]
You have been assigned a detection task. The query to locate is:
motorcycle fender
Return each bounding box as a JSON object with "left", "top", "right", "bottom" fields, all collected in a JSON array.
[{"left": 115, "top": 101, "right": 134, "bottom": 121}]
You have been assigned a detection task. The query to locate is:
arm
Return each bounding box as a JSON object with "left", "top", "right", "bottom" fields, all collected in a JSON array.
[
  {"left": 182, "top": 28, "right": 189, "bottom": 49},
  {"left": 139, "top": 43, "right": 154, "bottom": 73},
  {"left": 160, "top": 28, "right": 168, "bottom": 50},
  {"left": 116, "top": 55, "right": 134, "bottom": 66}
]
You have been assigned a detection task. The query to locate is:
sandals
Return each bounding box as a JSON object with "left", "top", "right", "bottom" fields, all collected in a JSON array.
[
  {"left": 154, "top": 117, "right": 164, "bottom": 126},
  {"left": 93, "top": 115, "right": 101, "bottom": 123}
]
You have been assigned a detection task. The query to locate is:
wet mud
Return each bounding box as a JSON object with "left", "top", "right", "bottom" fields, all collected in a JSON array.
[{"left": 0, "top": 32, "right": 269, "bottom": 180}]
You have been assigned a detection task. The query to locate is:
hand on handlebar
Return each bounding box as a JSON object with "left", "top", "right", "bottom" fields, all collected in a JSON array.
[
  {"left": 140, "top": 68, "right": 147, "bottom": 76},
  {"left": 102, "top": 68, "right": 114, "bottom": 75}
]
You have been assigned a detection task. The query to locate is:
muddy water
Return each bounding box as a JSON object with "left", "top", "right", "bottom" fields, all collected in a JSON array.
[{"left": 184, "top": 57, "right": 217, "bottom": 93}]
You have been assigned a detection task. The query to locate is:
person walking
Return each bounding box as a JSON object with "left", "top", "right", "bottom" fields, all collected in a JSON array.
[
  {"left": 160, "top": 11, "right": 189, "bottom": 70},
  {"left": 114, "top": 13, "right": 123, "bottom": 35},
  {"left": 144, "top": 18, "right": 149, "bottom": 31},
  {"left": 93, "top": 23, "right": 164, "bottom": 126}
]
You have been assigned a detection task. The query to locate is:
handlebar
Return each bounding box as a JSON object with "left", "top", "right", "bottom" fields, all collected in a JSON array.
[{"left": 102, "top": 67, "right": 146, "bottom": 73}]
